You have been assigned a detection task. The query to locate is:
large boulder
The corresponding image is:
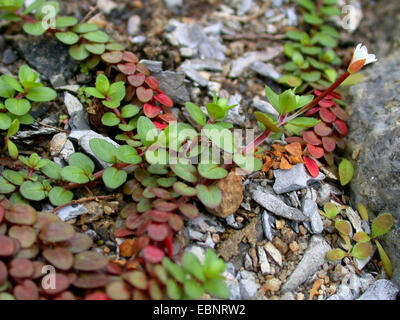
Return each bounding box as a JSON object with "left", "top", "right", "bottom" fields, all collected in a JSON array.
[{"left": 345, "top": 49, "right": 400, "bottom": 286}]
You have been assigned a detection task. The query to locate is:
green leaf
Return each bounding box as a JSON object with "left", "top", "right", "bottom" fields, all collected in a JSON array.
[
  {"left": 102, "top": 167, "right": 127, "bottom": 189},
  {"left": 55, "top": 32, "right": 80, "bottom": 45},
  {"left": 85, "top": 87, "right": 105, "bottom": 99},
  {"left": 303, "top": 13, "right": 323, "bottom": 25},
  {"left": 55, "top": 16, "right": 78, "bottom": 28},
  {"left": 196, "top": 185, "right": 222, "bottom": 209},
  {"left": 324, "top": 68, "right": 337, "bottom": 83},
  {"left": 204, "top": 279, "right": 230, "bottom": 299},
  {"left": 204, "top": 249, "right": 226, "bottom": 278},
  {"left": 105, "top": 81, "right": 125, "bottom": 107},
  {"left": 101, "top": 112, "right": 120, "bottom": 126},
  {"left": 326, "top": 248, "right": 346, "bottom": 261},
  {"left": 22, "top": 0, "right": 45, "bottom": 15},
  {"left": 323, "top": 202, "right": 339, "bottom": 219},
  {"left": 353, "top": 232, "right": 371, "bottom": 243},
  {"left": 286, "top": 31, "right": 309, "bottom": 42},
  {"left": 352, "top": 242, "right": 373, "bottom": 260},
  {"left": 312, "top": 33, "right": 337, "bottom": 48},
  {"left": 116, "top": 145, "right": 142, "bottom": 165},
  {"left": 118, "top": 118, "right": 136, "bottom": 132},
  {"left": 264, "top": 85, "right": 281, "bottom": 113},
  {"left": 18, "top": 65, "right": 38, "bottom": 86},
  {"left": 137, "top": 116, "right": 158, "bottom": 146},
  {"left": 183, "top": 252, "right": 206, "bottom": 282},
  {"left": 0, "top": 176, "right": 16, "bottom": 194},
  {"left": 233, "top": 154, "right": 262, "bottom": 172},
  {"left": 22, "top": 21, "right": 46, "bottom": 36},
  {"left": 89, "top": 138, "right": 118, "bottom": 164},
  {"left": 335, "top": 220, "right": 352, "bottom": 236},
  {"left": 203, "top": 124, "right": 235, "bottom": 153},
  {"left": 5, "top": 98, "right": 31, "bottom": 116},
  {"left": 206, "top": 102, "right": 226, "bottom": 121},
  {"left": 371, "top": 213, "right": 393, "bottom": 238},
  {"left": 338, "top": 158, "right": 354, "bottom": 186},
  {"left": 375, "top": 240, "right": 393, "bottom": 278},
  {"left": 166, "top": 279, "right": 182, "bottom": 300},
  {"left": 357, "top": 202, "right": 369, "bottom": 222},
  {"left": 26, "top": 87, "right": 57, "bottom": 102},
  {"left": 320, "top": 5, "right": 341, "bottom": 16},
  {"left": 340, "top": 73, "right": 364, "bottom": 86},
  {"left": 198, "top": 163, "right": 228, "bottom": 180},
  {"left": 0, "top": 77, "right": 16, "bottom": 98},
  {"left": 278, "top": 75, "right": 303, "bottom": 88},
  {"left": 157, "top": 177, "right": 177, "bottom": 188},
  {"left": 0, "top": 113, "right": 11, "bottom": 130},
  {"left": 72, "top": 23, "right": 99, "bottom": 33},
  {"left": 20, "top": 181, "right": 46, "bottom": 201},
  {"left": 33, "top": 1, "right": 59, "bottom": 20},
  {"left": 82, "top": 31, "right": 109, "bottom": 43},
  {"left": 49, "top": 187, "right": 74, "bottom": 206},
  {"left": 84, "top": 43, "right": 106, "bottom": 55},
  {"left": 61, "top": 166, "right": 90, "bottom": 184},
  {"left": 69, "top": 44, "right": 90, "bottom": 61},
  {"left": 40, "top": 161, "right": 62, "bottom": 180},
  {"left": 170, "top": 163, "right": 197, "bottom": 183},
  {"left": 121, "top": 104, "right": 139, "bottom": 118},
  {"left": 184, "top": 279, "right": 204, "bottom": 299},
  {"left": 7, "top": 119, "right": 20, "bottom": 137},
  {"left": 9, "top": 192, "right": 29, "bottom": 205},
  {"left": 145, "top": 147, "right": 169, "bottom": 165},
  {"left": 288, "top": 117, "right": 320, "bottom": 128},
  {"left": 7, "top": 140, "right": 18, "bottom": 159},
  {"left": 69, "top": 152, "right": 95, "bottom": 175},
  {"left": 292, "top": 51, "right": 304, "bottom": 66},
  {"left": 106, "top": 42, "right": 125, "bottom": 51},
  {"left": 300, "top": 71, "right": 321, "bottom": 82},
  {"left": 3, "top": 170, "right": 24, "bottom": 185},
  {"left": 254, "top": 112, "right": 280, "bottom": 133},
  {"left": 297, "top": 0, "right": 316, "bottom": 12},
  {"left": 186, "top": 102, "right": 207, "bottom": 126},
  {"left": 162, "top": 257, "right": 185, "bottom": 283}
]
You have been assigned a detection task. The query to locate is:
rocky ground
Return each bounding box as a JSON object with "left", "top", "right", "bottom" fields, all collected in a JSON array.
[{"left": 0, "top": 0, "right": 399, "bottom": 300}]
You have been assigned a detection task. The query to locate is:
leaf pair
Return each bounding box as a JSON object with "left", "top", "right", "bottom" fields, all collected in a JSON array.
[{"left": 85, "top": 74, "right": 126, "bottom": 109}]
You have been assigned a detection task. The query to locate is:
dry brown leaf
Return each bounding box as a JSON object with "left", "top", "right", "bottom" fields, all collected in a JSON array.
[
  {"left": 309, "top": 278, "right": 323, "bottom": 300},
  {"left": 288, "top": 155, "right": 304, "bottom": 164},
  {"left": 285, "top": 142, "right": 303, "bottom": 157},
  {"left": 119, "top": 239, "right": 135, "bottom": 258},
  {"left": 262, "top": 156, "right": 273, "bottom": 172},
  {"left": 279, "top": 156, "right": 293, "bottom": 170},
  {"left": 272, "top": 144, "right": 287, "bottom": 153}
]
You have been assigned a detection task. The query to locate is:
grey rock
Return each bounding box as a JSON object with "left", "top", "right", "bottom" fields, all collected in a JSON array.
[
  {"left": 181, "top": 58, "right": 224, "bottom": 72},
  {"left": 97, "top": 0, "right": 117, "bottom": 14},
  {"left": 327, "top": 284, "right": 354, "bottom": 300},
  {"left": 346, "top": 49, "right": 400, "bottom": 285},
  {"left": 69, "top": 130, "right": 120, "bottom": 168},
  {"left": 49, "top": 132, "right": 74, "bottom": 161},
  {"left": 264, "top": 242, "right": 282, "bottom": 267},
  {"left": 139, "top": 60, "right": 163, "bottom": 74},
  {"left": 185, "top": 245, "right": 206, "bottom": 263},
  {"left": 262, "top": 210, "right": 274, "bottom": 241},
  {"left": 127, "top": 15, "right": 141, "bottom": 36},
  {"left": 302, "top": 198, "right": 324, "bottom": 234},
  {"left": 237, "top": 0, "right": 253, "bottom": 16},
  {"left": 2, "top": 49, "right": 17, "bottom": 65},
  {"left": 153, "top": 71, "right": 190, "bottom": 104},
  {"left": 187, "top": 228, "right": 206, "bottom": 241},
  {"left": 343, "top": 206, "right": 363, "bottom": 233},
  {"left": 187, "top": 212, "right": 225, "bottom": 234},
  {"left": 244, "top": 253, "right": 253, "bottom": 271},
  {"left": 358, "top": 280, "right": 399, "bottom": 300},
  {"left": 316, "top": 183, "right": 342, "bottom": 206},
  {"left": 281, "top": 235, "right": 331, "bottom": 292},
  {"left": 251, "top": 188, "right": 310, "bottom": 222},
  {"left": 225, "top": 93, "right": 246, "bottom": 126},
  {"left": 57, "top": 204, "right": 88, "bottom": 222},
  {"left": 286, "top": 7, "right": 298, "bottom": 26},
  {"left": 199, "top": 39, "right": 226, "bottom": 61},
  {"left": 252, "top": 98, "right": 279, "bottom": 117},
  {"left": 230, "top": 48, "right": 282, "bottom": 77},
  {"left": 14, "top": 35, "right": 79, "bottom": 87},
  {"left": 179, "top": 47, "right": 195, "bottom": 58},
  {"left": 280, "top": 292, "right": 295, "bottom": 300},
  {"left": 12, "top": 124, "right": 59, "bottom": 140},
  {"left": 164, "top": 0, "right": 183, "bottom": 10},
  {"left": 130, "top": 35, "right": 146, "bottom": 44},
  {"left": 226, "top": 214, "right": 244, "bottom": 229},
  {"left": 84, "top": 229, "right": 100, "bottom": 241},
  {"left": 223, "top": 270, "right": 242, "bottom": 300},
  {"left": 257, "top": 246, "right": 271, "bottom": 275},
  {"left": 182, "top": 68, "right": 208, "bottom": 87},
  {"left": 64, "top": 92, "right": 90, "bottom": 130},
  {"left": 249, "top": 61, "right": 282, "bottom": 81},
  {"left": 237, "top": 271, "right": 260, "bottom": 299},
  {"left": 359, "top": 273, "right": 376, "bottom": 292},
  {"left": 273, "top": 164, "right": 325, "bottom": 194}
]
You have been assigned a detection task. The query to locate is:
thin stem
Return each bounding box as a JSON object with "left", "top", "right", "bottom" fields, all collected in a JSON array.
[
  {"left": 53, "top": 194, "right": 117, "bottom": 213},
  {"left": 243, "top": 129, "right": 272, "bottom": 155}
]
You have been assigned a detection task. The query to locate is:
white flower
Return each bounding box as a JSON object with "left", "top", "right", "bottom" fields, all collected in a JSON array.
[{"left": 348, "top": 43, "right": 377, "bottom": 73}]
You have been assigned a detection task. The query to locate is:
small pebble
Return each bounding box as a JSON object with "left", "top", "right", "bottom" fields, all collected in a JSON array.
[
  {"left": 289, "top": 241, "right": 299, "bottom": 252},
  {"left": 296, "top": 292, "right": 305, "bottom": 300},
  {"left": 276, "top": 219, "right": 285, "bottom": 230},
  {"left": 273, "top": 237, "right": 288, "bottom": 255},
  {"left": 265, "top": 277, "right": 282, "bottom": 292},
  {"left": 212, "top": 233, "right": 220, "bottom": 243}
]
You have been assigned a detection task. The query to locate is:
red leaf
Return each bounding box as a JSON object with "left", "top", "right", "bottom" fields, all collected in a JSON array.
[
  {"left": 143, "top": 103, "right": 161, "bottom": 118},
  {"left": 303, "top": 156, "right": 320, "bottom": 178},
  {"left": 122, "top": 51, "right": 139, "bottom": 63},
  {"left": 145, "top": 76, "right": 159, "bottom": 90},
  {"left": 331, "top": 105, "right": 349, "bottom": 121},
  {"left": 324, "top": 152, "right": 334, "bottom": 166},
  {"left": 314, "top": 121, "right": 333, "bottom": 137},
  {"left": 304, "top": 107, "right": 320, "bottom": 117},
  {"left": 136, "top": 86, "right": 153, "bottom": 103},
  {"left": 149, "top": 210, "right": 171, "bottom": 223},
  {"left": 136, "top": 63, "right": 150, "bottom": 76},
  {"left": 85, "top": 292, "right": 110, "bottom": 300},
  {"left": 318, "top": 99, "right": 335, "bottom": 108},
  {"left": 117, "top": 63, "right": 137, "bottom": 75},
  {"left": 147, "top": 223, "right": 168, "bottom": 242},
  {"left": 158, "top": 112, "right": 177, "bottom": 123},
  {"left": 322, "top": 136, "right": 336, "bottom": 152},
  {"left": 154, "top": 94, "right": 174, "bottom": 107},
  {"left": 285, "top": 136, "right": 305, "bottom": 145},
  {"left": 307, "top": 144, "right": 325, "bottom": 159},
  {"left": 164, "top": 236, "right": 173, "bottom": 258},
  {"left": 333, "top": 119, "right": 348, "bottom": 136},
  {"left": 153, "top": 121, "right": 168, "bottom": 130},
  {"left": 319, "top": 108, "right": 337, "bottom": 123},
  {"left": 303, "top": 130, "right": 322, "bottom": 145},
  {"left": 127, "top": 73, "right": 145, "bottom": 87},
  {"left": 168, "top": 214, "right": 184, "bottom": 232},
  {"left": 114, "top": 227, "right": 135, "bottom": 238},
  {"left": 142, "top": 245, "right": 164, "bottom": 264},
  {"left": 0, "top": 205, "right": 4, "bottom": 224}
]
